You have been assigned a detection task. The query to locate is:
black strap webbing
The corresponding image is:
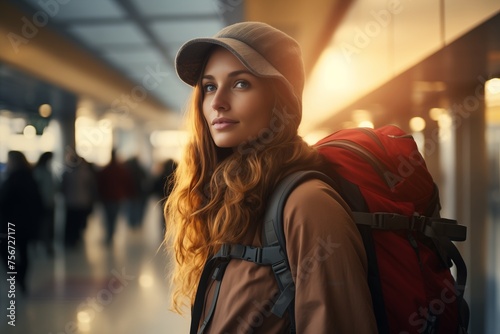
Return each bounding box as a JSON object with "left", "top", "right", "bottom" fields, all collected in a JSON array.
[
  {"left": 352, "top": 212, "right": 467, "bottom": 241},
  {"left": 211, "top": 244, "right": 284, "bottom": 265},
  {"left": 190, "top": 252, "right": 228, "bottom": 334},
  {"left": 439, "top": 237, "right": 469, "bottom": 332},
  {"left": 261, "top": 171, "right": 336, "bottom": 333},
  {"left": 212, "top": 244, "right": 294, "bottom": 319},
  {"left": 190, "top": 243, "right": 289, "bottom": 333},
  {"left": 196, "top": 262, "right": 228, "bottom": 334},
  {"left": 356, "top": 224, "right": 390, "bottom": 333}
]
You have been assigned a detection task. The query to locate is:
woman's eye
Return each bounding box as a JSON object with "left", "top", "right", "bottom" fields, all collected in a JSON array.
[
  {"left": 203, "top": 83, "right": 216, "bottom": 93},
  {"left": 235, "top": 81, "right": 249, "bottom": 89}
]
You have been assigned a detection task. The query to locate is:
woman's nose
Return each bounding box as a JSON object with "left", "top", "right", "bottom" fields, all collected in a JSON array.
[{"left": 211, "top": 87, "right": 230, "bottom": 111}]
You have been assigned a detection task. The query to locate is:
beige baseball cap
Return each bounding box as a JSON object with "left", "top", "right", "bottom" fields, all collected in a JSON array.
[{"left": 175, "top": 21, "right": 305, "bottom": 116}]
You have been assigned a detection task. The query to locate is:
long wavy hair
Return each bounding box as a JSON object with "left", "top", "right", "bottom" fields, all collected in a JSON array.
[{"left": 164, "top": 77, "right": 324, "bottom": 313}]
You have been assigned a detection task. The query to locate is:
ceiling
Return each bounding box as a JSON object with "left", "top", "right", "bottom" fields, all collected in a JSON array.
[
  {"left": 4, "top": 0, "right": 497, "bottom": 136},
  {"left": 1, "top": 0, "right": 347, "bottom": 130},
  {"left": 8, "top": 0, "right": 243, "bottom": 116}
]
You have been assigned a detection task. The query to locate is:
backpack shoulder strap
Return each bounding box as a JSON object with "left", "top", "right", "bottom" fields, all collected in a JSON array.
[
  {"left": 262, "top": 170, "right": 337, "bottom": 247},
  {"left": 262, "top": 170, "right": 391, "bottom": 333},
  {"left": 261, "top": 170, "right": 337, "bottom": 332},
  {"left": 190, "top": 245, "right": 287, "bottom": 333},
  {"left": 190, "top": 255, "right": 228, "bottom": 334}
]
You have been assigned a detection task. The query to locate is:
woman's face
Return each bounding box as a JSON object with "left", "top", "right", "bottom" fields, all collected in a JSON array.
[{"left": 201, "top": 47, "right": 275, "bottom": 150}]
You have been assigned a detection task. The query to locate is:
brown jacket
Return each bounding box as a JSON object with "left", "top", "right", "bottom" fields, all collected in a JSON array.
[{"left": 200, "top": 179, "right": 378, "bottom": 333}]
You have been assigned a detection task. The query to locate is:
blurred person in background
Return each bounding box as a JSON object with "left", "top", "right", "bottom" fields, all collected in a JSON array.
[
  {"left": 33, "top": 151, "right": 58, "bottom": 256},
  {"left": 97, "top": 149, "right": 134, "bottom": 245},
  {"left": 0, "top": 150, "right": 43, "bottom": 294},
  {"left": 61, "top": 154, "right": 97, "bottom": 248},
  {"left": 124, "top": 156, "right": 149, "bottom": 230},
  {"left": 150, "top": 158, "right": 177, "bottom": 234},
  {"left": 150, "top": 158, "right": 178, "bottom": 206}
]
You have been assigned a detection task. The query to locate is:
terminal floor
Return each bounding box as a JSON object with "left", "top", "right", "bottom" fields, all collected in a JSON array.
[{"left": 0, "top": 198, "right": 190, "bottom": 334}]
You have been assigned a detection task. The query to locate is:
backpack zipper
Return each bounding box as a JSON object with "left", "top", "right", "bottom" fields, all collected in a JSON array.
[{"left": 357, "top": 128, "right": 385, "bottom": 151}]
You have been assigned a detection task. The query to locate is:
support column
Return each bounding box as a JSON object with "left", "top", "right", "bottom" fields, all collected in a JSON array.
[
  {"left": 50, "top": 88, "right": 77, "bottom": 177},
  {"left": 450, "top": 81, "right": 488, "bottom": 334}
]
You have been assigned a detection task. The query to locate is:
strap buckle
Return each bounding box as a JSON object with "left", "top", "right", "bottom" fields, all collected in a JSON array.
[
  {"left": 424, "top": 218, "right": 467, "bottom": 241},
  {"left": 272, "top": 259, "right": 289, "bottom": 275},
  {"left": 372, "top": 212, "right": 409, "bottom": 230},
  {"left": 241, "top": 245, "right": 262, "bottom": 263},
  {"left": 409, "top": 215, "right": 428, "bottom": 232},
  {"left": 218, "top": 244, "right": 232, "bottom": 260}
]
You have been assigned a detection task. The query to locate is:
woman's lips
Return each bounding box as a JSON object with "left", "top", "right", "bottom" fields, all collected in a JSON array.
[{"left": 212, "top": 118, "right": 238, "bottom": 130}]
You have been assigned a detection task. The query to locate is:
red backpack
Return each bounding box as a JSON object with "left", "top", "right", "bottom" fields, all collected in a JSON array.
[
  {"left": 190, "top": 125, "right": 469, "bottom": 334},
  {"left": 311, "top": 125, "right": 469, "bottom": 333}
]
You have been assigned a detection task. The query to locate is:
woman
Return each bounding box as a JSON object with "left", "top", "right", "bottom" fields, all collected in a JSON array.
[{"left": 165, "top": 22, "right": 377, "bottom": 333}]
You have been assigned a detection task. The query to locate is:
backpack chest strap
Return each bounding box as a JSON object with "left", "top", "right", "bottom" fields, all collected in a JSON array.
[
  {"left": 213, "top": 244, "right": 284, "bottom": 265},
  {"left": 352, "top": 212, "right": 467, "bottom": 241}
]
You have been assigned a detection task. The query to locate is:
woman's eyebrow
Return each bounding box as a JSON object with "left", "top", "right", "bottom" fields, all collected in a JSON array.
[
  {"left": 202, "top": 69, "right": 253, "bottom": 81},
  {"left": 227, "top": 69, "right": 252, "bottom": 77}
]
